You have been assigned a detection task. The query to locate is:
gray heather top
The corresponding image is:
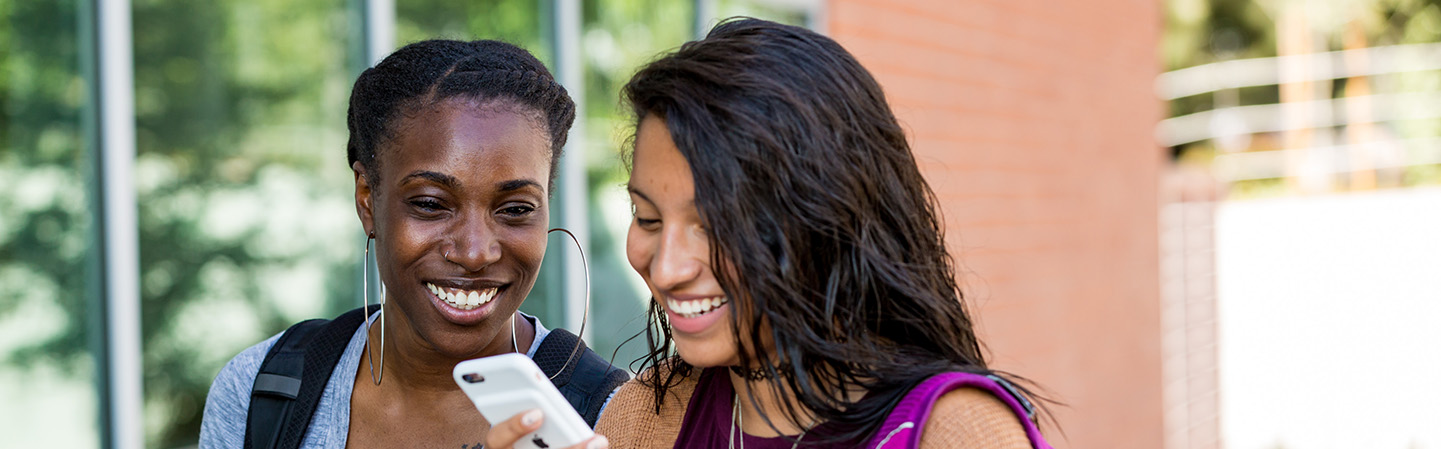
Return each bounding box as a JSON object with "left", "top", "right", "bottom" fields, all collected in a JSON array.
[{"left": 198, "top": 312, "right": 550, "bottom": 449}]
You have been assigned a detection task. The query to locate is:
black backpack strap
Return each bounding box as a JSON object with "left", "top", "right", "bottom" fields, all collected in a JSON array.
[
  {"left": 244, "top": 306, "right": 373, "bottom": 449},
  {"left": 533, "top": 327, "right": 631, "bottom": 426}
]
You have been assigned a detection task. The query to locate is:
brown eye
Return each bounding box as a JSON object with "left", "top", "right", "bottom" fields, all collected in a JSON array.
[
  {"left": 410, "top": 199, "right": 443, "bottom": 212},
  {"left": 499, "top": 205, "right": 535, "bottom": 217},
  {"left": 635, "top": 217, "right": 661, "bottom": 229}
]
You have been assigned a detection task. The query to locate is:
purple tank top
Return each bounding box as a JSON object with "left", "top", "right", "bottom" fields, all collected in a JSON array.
[
  {"left": 672, "top": 368, "right": 1052, "bottom": 449},
  {"left": 671, "top": 367, "right": 848, "bottom": 448}
]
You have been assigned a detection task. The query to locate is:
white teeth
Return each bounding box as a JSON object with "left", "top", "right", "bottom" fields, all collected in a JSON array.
[
  {"left": 425, "top": 283, "right": 499, "bottom": 310},
  {"left": 667, "top": 296, "right": 729, "bottom": 318}
]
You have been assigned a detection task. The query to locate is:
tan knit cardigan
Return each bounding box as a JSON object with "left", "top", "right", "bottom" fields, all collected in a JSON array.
[{"left": 594, "top": 369, "right": 1033, "bottom": 448}]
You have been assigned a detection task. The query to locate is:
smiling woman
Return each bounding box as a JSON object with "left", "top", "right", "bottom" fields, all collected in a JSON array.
[
  {"left": 355, "top": 101, "right": 552, "bottom": 361},
  {"left": 591, "top": 18, "right": 1055, "bottom": 449},
  {"left": 198, "top": 40, "right": 623, "bottom": 449}
]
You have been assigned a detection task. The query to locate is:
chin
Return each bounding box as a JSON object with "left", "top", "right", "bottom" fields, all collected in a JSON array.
[{"left": 673, "top": 337, "right": 740, "bottom": 369}]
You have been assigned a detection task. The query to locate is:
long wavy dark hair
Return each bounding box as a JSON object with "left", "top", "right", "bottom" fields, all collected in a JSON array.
[{"left": 624, "top": 18, "right": 1044, "bottom": 445}]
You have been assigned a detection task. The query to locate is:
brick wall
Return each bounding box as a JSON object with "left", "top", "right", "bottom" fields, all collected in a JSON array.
[{"left": 828, "top": 1, "right": 1165, "bottom": 448}]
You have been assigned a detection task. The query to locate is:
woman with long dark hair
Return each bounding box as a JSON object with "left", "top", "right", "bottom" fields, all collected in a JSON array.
[{"left": 593, "top": 18, "right": 1051, "bottom": 448}]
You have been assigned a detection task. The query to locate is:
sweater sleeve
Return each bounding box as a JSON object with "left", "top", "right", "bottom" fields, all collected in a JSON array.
[
  {"left": 198, "top": 333, "right": 282, "bottom": 449},
  {"left": 594, "top": 363, "right": 698, "bottom": 449},
  {"left": 594, "top": 379, "right": 659, "bottom": 448},
  {"left": 917, "top": 388, "right": 1034, "bottom": 449}
]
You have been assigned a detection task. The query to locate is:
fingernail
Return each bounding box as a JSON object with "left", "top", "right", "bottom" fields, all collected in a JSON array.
[
  {"left": 587, "top": 435, "right": 609, "bottom": 449},
  {"left": 522, "top": 409, "right": 542, "bottom": 426}
]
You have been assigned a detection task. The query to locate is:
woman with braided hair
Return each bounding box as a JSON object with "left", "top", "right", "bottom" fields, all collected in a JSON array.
[{"left": 199, "top": 39, "right": 620, "bottom": 449}]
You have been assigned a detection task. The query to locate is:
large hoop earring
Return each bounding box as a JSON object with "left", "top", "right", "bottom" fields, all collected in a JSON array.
[
  {"left": 544, "top": 228, "right": 590, "bottom": 380},
  {"left": 363, "top": 233, "right": 385, "bottom": 385}
]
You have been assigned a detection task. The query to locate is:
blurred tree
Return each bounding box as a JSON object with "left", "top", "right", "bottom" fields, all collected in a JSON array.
[
  {"left": 127, "top": 0, "right": 360, "bottom": 445},
  {"left": 578, "top": 0, "right": 694, "bottom": 370},
  {"left": 1, "top": 1, "right": 821, "bottom": 446},
  {"left": 0, "top": 0, "right": 98, "bottom": 389},
  {"left": 4, "top": 0, "right": 359, "bottom": 446}
]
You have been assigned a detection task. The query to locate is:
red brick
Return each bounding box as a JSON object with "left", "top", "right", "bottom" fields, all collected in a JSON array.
[{"left": 830, "top": 0, "right": 1164, "bottom": 447}]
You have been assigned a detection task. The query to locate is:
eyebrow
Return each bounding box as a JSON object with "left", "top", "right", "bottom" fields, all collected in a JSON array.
[
  {"left": 401, "top": 171, "right": 540, "bottom": 194},
  {"left": 626, "top": 184, "right": 651, "bottom": 203},
  {"left": 401, "top": 170, "right": 459, "bottom": 188},
  {"left": 497, "top": 179, "right": 543, "bottom": 192},
  {"left": 627, "top": 184, "right": 695, "bottom": 209}
]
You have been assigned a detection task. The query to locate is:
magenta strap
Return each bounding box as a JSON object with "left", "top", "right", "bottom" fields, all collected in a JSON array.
[{"left": 867, "top": 372, "right": 1052, "bottom": 449}]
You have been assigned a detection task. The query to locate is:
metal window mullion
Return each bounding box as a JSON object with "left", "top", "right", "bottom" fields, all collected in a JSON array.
[
  {"left": 356, "top": 0, "right": 394, "bottom": 318},
  {"left": 806, "top": 0, "right": 827, "bottom": 35},
  {"left": 550, "top": 0, "right": 589, "bottom": 338},
  {"left": 694, "top": 0, "right": 716, "bottom": 39},
  {"left": 364, "top": 0, "right": 394, "bottom": 65},
  {"left": 95, "top": 0, "right": 143, "bottom": 448}
]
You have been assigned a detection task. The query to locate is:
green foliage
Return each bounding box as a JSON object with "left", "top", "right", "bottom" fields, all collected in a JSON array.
[
  {"left": 2, "top": 1, "right": 818, "bottom": 446},
  {"left": 129, "top": 0, "right": 360, "bottom": 445},
  {"left": 0, "top": 0, "right": 95, "bottom": 369},
  {"left": 3, "top": 0, "right": 360, "bottom": 446},
  {"left": 396, "top": 0, "right": 545, "bottom": 58}
]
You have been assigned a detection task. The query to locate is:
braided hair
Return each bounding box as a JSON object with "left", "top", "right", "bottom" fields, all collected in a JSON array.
[{"left": 346, "top": 39, "right": 575, "bottom": 191}]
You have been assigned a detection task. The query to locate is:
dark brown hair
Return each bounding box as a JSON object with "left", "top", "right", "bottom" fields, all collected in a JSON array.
[{"left": 624, "top": 18, "right": 1043, "bottom": 445}]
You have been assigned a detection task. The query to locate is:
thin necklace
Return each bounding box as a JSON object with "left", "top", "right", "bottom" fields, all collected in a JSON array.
[{"left": 730, "top": 393, "right": 808, "bottom": 449}]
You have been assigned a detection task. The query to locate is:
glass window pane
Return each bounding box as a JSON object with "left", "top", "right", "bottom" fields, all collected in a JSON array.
[
  {"left": 397, "top": 0, "right": 547, "bottom": 62},
  {"left": 716, "top": 0, "right": 811, "bottom": 27},
  {"left": 580, "top": 0, "right": 694, "bottom": 370},
  {"left": 131, "top": 0, "right": 359, "bottom": 446},
  {"left": 0, "top": 0, "right": 101, "bottom": 446}
]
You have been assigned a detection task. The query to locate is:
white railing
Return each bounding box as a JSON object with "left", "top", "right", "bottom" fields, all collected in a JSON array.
[
  {"left": 1155, "top": 43, "right": 1441, "bottom": 184},
  {"left": 1156, "top": 43, "right": 1441, "bottom": 100}
]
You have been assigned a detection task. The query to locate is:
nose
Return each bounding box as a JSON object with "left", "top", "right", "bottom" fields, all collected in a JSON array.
[
  {"left": 648, "top": 224, "right": 706, "bottom": 291},
  {"left": 445, "top": 213, "right": 501, "bottom": 272}
]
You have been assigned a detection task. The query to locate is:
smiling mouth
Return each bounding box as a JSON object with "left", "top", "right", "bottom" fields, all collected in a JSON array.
[
  {"left": 426, "top": 283, "right": 499, "bottom": 310},
  {"left": 666, "top": 296, "right": 729, "bottom": 318}
]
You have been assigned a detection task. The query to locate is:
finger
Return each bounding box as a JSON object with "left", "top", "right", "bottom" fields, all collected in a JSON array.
[
  {"left": 484, "top": 409, "right": 544, "bottom": 449},
  {"left": 562, "top": 435, "right": 609, "bottom": 449}
]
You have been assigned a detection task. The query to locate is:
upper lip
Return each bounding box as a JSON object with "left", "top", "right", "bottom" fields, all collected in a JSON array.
[{"left": 425, "top": 278, "right": 507, "bottom": 291}]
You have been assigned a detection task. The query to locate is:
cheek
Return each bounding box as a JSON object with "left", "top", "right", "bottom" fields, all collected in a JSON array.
[
  {"left": 510, "top": 227, "right": 549, "bottom": 272},
  {"left": 625, "top": 226, "right": 652, "bottom": 277},
  {"left": 375, "top": 198, "right": 427, "bottom": 266}
]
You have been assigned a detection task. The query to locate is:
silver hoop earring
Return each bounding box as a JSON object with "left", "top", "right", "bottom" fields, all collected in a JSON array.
[
  {"left": 544, "top": 228, "right": 590, "bottom": 379},
  {"left": 511, "top": 312, "right": 520, "bottom": 354},
  {"left": 363, "top": 233, "right": 385, "bottom": 385}
]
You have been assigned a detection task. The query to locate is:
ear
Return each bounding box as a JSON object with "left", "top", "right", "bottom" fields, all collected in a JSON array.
[{"left": 353, "top": 161, "right": 376, "bottom": 237}]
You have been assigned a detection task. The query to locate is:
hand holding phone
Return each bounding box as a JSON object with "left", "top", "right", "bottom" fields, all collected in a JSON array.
[{"left": 453, "top": 353, "right": 597, "bottom": 449}]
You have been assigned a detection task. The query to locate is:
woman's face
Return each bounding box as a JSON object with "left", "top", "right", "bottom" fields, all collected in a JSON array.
[
  {"left": 354, "top": 99, "right": 550, "bottom": 358},
  {"left": 626, "top": 115, "right": 740, "bottom": 368}
]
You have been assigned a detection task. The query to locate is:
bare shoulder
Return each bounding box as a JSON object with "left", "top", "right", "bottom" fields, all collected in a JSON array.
[{"left": 917, "top": 388, "right": 1033, "bottom": 449}]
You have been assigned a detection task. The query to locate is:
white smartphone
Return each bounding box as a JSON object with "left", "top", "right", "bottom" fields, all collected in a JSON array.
[{"left": 453, "top": 353, "right": 595, "bottom": 449}]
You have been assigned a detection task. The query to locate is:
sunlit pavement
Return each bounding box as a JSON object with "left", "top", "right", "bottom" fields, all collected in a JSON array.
[{"left": 1217, "top": 186, "right": 1441, "bottom": 449}]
